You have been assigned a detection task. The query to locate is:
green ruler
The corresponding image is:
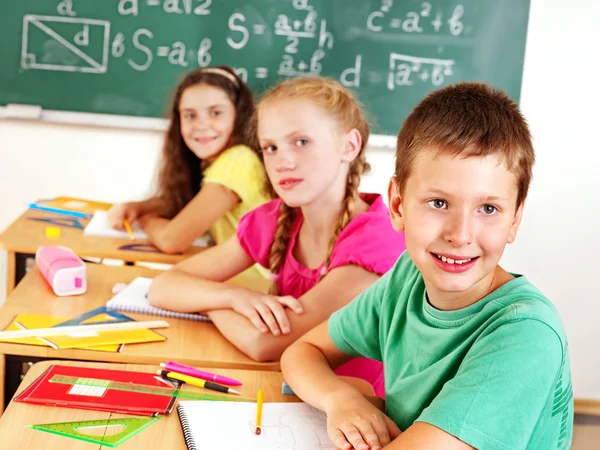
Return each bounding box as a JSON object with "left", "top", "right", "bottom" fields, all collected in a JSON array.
[
  {"left": 49, "top": 374, "right": 251, "bottom": 402},
  {"left": 27, "top": 416, "right": 160, "bottom": 447}
]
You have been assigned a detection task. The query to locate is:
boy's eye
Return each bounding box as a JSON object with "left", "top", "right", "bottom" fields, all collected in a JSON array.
[
  {"left": 295, "top": 139, "right": 308, "bottom": 147},
  {"left": 480, "top": 204, "right": 498, "bottom": 215},
  {"left": 427, "top": 199, "right": 447, "bottom": 210}
]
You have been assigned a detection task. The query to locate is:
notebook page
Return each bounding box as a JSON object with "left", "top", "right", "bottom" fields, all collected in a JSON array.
[
  {"left": 107, "top": 277, "right": 154, "bottom": 309},
  {"left": 84, "top": 210, "right": 208, "bottom": 246},
  {"left": 106, "top": 277, "right": 210, "bottom": 322},
  {"left": 178, "top": 401, "right": 334, "bottom": 450}
]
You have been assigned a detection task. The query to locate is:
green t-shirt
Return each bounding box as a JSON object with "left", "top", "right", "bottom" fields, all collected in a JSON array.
[{"left": 329, "top": 252, "right": 573, "bottom": 450}]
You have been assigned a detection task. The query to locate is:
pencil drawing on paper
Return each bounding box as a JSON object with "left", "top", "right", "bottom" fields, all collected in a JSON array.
[{"left": 246, "top": 407, "right": 334, "bottom": 450}]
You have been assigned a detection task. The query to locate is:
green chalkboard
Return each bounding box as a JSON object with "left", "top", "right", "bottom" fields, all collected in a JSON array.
[{"left": 0, "top": 0, "right": 530, "bottom": 136}]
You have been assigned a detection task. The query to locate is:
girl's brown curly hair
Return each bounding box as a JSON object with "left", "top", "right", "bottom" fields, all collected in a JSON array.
[{"left": 155, "top": 66, "right": 259, "bottom": 218}]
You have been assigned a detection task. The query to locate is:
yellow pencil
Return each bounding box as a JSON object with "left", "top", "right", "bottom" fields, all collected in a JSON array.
[
  {"left": 255, "top": 389, "right": 263, "bottom": 435},
  {"left": 123, "top": 219, "right": 136, "bottom": 240}
]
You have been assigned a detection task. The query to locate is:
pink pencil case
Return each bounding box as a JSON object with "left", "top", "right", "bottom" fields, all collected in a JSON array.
[{"left": 35, "top": 246, "right": 87, "bottom": 296}]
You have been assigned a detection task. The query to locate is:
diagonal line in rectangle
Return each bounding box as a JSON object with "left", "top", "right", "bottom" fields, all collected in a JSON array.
[{"left": 29, "top": 18, "right": 103, "bottom": 70}]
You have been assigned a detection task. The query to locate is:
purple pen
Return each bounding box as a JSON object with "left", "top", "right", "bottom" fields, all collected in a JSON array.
[{"left": 161, "top": 361, "right": 243, "bottom": 386}]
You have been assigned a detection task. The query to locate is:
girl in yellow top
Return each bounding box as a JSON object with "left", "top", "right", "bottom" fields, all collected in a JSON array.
[{"left": 108, "top": 66, "right": 271, "bottom": 265}]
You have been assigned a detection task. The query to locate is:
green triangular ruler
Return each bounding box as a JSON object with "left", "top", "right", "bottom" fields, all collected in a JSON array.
[{"left": 27, "top": 416, "right": 160, "bottom": 447}]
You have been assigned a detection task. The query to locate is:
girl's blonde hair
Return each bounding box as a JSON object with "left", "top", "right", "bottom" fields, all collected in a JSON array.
[{"left": 258, "top": 77, "right": 371, "bottom": 294}]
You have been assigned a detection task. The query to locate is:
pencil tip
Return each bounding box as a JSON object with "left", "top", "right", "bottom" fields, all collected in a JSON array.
[
  {"left": 230, "top": 389, "right": 241, "bottom": 395},
  {"left": 255, "top": 427, "right": 261, "bottom": 435}
]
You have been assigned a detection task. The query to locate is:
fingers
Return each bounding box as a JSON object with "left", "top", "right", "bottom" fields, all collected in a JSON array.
[
  {"left": 331, "top": 416, "right": 390, "bottom": 450},
  {"left": 338, "top": 422, "right": 371, "bottom": 450},
  {"left": 264, "top": 298, "right": 291, "bottom": 335},
  {"left": 384, "top": 415, "right": 402, "bottom": 439},
  {"left": 245, "top": 308, "right": 269, "bottom": 334},
  {"left": 370, "top": 415, "right": 392, "bottom": 447},
  {"left": 124, "top": 208, "right": 140, "bottom": 225},
  {"left": 277, "top": 295, "right": 304, "bottom": 314},
  {"left": 108, "top": 204, "right": 127, "bottom": 230},
  {"left": 111, "top": 220, "right": 125, "bottom": 231},
  {"left": 329, "top": 428, "right": 352, "bottom": 450},
  {"left": 253, "top": 300, "right": 283, "bottom": 336}
]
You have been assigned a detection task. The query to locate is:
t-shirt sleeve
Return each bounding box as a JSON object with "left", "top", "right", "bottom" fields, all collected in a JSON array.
[
  {"left": 235, "top": 200, "right": 281, "bottom": 268},
  {"left": 328, "top": 268, "right": 394, "bottom": 362},
  {"left": 417, "top": 319, "right": 566, "bottom": 450},
  {"left": 202, "top": 145, "right": 265, "bottom": 204},
  {"left": 328, "top": 213, "right": 406, "bottom": 275}
]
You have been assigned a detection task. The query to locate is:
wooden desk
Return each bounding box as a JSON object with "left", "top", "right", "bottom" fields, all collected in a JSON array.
[
  {"left": 0, "top": 263, "right": 275, "bottom": 412},
  {"left": 0, "top": 209, "right": 205, "bottom": 296},
  {"left": 0, "top": 360, "right": 380, "bottom": 449}
]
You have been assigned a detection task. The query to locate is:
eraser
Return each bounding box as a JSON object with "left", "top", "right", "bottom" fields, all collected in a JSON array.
[
  {"left": 45, "top": 226, "right": 61, "bottom": 239},
  {"left": 281, "top": 381, "right": 295, "bottom": 395},
  {"left": 4, "top": 103, "right": 43, "bottom": 120}
]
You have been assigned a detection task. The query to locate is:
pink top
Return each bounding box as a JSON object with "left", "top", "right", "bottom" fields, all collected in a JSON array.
[{"left": 237, "top": 193, "right": 407, "bottom": 396}]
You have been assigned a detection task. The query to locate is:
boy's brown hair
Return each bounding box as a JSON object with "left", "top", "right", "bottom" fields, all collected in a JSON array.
[{"left": 394, "top": 82, "right": 535, "bottom": 207}]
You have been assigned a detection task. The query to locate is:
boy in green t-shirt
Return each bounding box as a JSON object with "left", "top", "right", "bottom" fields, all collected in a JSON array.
[{"left": 281, "top": 82, "right": 573, "bottom": 450}]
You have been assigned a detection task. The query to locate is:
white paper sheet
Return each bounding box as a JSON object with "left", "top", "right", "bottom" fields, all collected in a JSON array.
[
  {"left": 84, "top": 210, "right": 208, "bottom": 246},
  {"left": 178, "top": 401, "right": 335, "bottom": 450}
]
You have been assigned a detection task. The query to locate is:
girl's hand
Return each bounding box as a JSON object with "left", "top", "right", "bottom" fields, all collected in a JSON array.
[
  {"left": 230, "top": 290, "right": 304, "bottom": 336},
  {"left": 325, "top": 389, "right": 401, "bottom": 450},
  {"left": 107, "top": 202, "right": 143, "bottom": 230}
]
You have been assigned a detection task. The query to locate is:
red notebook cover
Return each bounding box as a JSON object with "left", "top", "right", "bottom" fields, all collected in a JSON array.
[{"left": 14, "top": 364, "right": 177, "bottom": 416}]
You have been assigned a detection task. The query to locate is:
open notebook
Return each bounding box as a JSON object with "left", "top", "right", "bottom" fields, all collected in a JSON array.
[
  {"left": 106, "top": 277, "right": 210, "bottom": 322},
  {"left": 84, "top": 210, "right": 209, "bottom": 246},
  {"left": 177, "top": 401, "right": 334, "bottom": 450}
]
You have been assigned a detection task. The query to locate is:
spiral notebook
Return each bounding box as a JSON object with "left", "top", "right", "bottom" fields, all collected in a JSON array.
[
  {"left": 106, "top": 277, "right": 210, "bottom": 322},
  {"left": 177, "top": 400, "right": 334, "bottom": 450}
]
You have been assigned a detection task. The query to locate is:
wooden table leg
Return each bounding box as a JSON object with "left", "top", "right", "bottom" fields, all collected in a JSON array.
[
  {"left": 5, "top": 251, "right": 16, "bottom": 299},
  {"left": 0, "top": 353, "right": 5, "bottom": 415}
]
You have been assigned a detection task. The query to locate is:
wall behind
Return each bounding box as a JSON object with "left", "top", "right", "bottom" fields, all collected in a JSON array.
[{"left": 0, "top": 0, "right": 598, "bottom": 398}]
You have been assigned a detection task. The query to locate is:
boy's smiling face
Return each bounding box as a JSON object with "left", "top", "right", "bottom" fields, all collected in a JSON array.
[{"left": 389, "top": 148, "right": 524, "bottom": 310}]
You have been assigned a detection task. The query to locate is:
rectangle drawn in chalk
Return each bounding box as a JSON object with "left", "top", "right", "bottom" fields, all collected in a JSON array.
[{"left": 21, "top": 15, "right": 110, "bottom": 73}]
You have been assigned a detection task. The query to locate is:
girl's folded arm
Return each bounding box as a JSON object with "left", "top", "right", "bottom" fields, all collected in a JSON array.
[
  {"left": 140, "top": 182, "right": 239, "bottom": 254},
  {"left": 147, "top": 235, "right": 255, "bottom": 312},
  {"left": 207, "top": 264, "right": 379, "bottom": 362}
]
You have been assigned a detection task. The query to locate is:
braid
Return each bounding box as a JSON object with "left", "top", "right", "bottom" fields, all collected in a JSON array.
[
  {"left": 258, "top": 77, "right": 373, "bottom": 286},
  {"left": 320, "top": 154, "right": 368, "bottom": 280},
  {"left": 268, "top": 202, "right": 296, "bottom": 294}
]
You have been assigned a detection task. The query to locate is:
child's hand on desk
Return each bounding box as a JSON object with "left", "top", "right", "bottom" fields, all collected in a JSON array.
[
  {"left": 230, "top": 290, "right": 303, "bottom": 336},
  {"left": 325, "top": 389, "right": 401, "bottom": 450},
  {"left": 108, "top": 202, "right": 143, "bottom": 230}
]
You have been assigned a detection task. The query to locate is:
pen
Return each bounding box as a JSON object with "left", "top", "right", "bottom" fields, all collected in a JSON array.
[
  {"left": 161, "top": 361, "right": 242, "bottom": 386},
  {"left": 123, "top": 219, "right": 136, "bottom": 240},
  {"left": 157, "top": 370, "right": 241, "bottom": 395},
  {"left": 255, "top": 389, "right": 263, "bottom": 435}
]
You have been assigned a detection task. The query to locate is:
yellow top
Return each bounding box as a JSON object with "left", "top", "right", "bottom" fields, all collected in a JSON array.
[{"left": 203, "top": 145, "right": 271, "bottom": 279}]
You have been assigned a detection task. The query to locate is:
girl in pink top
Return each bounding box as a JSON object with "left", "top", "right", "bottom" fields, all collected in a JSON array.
[{"left": 149, "top": 77, "right": 406, "bottom": 396}]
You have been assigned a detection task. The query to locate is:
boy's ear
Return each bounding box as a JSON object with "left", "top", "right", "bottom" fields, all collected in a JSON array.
[
  {"left": 341, "top": 129, "right": 362, "bottom": 163},
  {"left": 388, "top": 177, "right": 405, "bottom": 232},
  {"left": 507, "top": 201, "right": 525, "bottom": 244}
]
